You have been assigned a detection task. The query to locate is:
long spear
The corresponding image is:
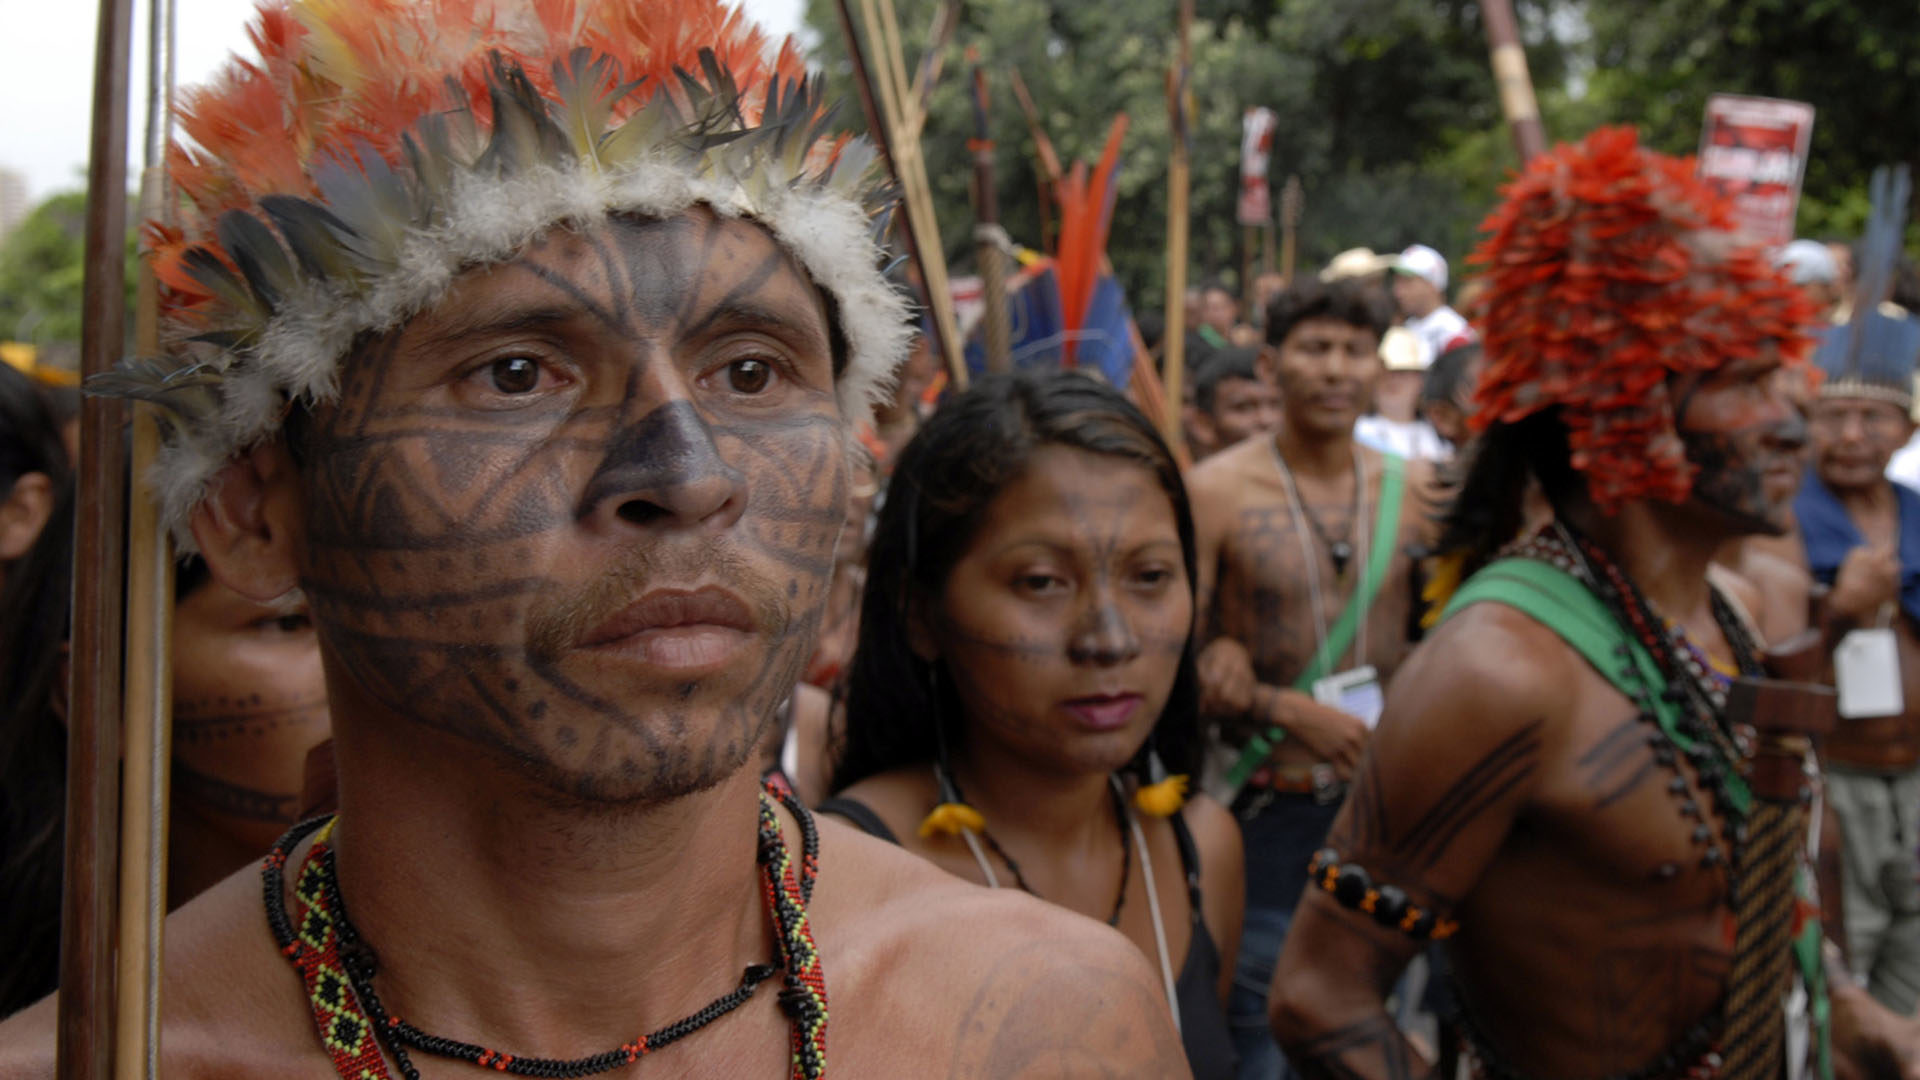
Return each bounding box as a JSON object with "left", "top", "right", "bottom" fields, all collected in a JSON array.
[
  {"left": 1158, "top": 0, "right": 1195, "bottom": 454},
  {"left": 60, "top": 0, "right": 135, "bottom": 1073},
  {"left": 1007, "top": 67, "right": 1062, "bottom": 253},
  {"left": 968, "top": 56, "right": 1012, "bottom": 373},
  {"left": 115, "top": 0, "right": 178, "bottom": 1071},
  {"left": 831, "top": 0, "right": 968, "bottom": 391},
  {"left": 1481, "top": 0, "right": 1546, "bottom": 163}
]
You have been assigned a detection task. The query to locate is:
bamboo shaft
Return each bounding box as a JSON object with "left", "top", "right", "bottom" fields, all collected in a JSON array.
[
  {"left": 829, "top": 0, "right": 965, "bottom": 390},
  {"left": 856, "top": 0, "right": 967, "bottom": 390},
  {"left": 971, "top": 65, "right": 1011, "bottom": 374},
  {"left": 113, "top": 166, "right": 174, "bottom": 1080},
  {"left": 59, "top": 0, "right": 135, "bottom": 1075},
  {"left": 1159, "top": 0, "right": 1195, "bottom": 452},
  {"left": 1481, "top": 0, "right": 1546, "bottom": 163}
]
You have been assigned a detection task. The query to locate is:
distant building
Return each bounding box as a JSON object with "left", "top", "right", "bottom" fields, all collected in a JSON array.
[{"left": 0, "top": 168, "right": 29, "bottom": 243}]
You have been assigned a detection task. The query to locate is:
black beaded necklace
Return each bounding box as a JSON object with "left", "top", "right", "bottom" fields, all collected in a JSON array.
[
  {"left": 1448, "top": 525, "right": 1762, "bottom": 1080},
  {"left": 942, "top": 763, "right": 1133, "bottom": 927}
]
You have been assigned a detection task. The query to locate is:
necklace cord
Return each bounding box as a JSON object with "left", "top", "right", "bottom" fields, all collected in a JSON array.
[
  {"left": 1121, "top": 778, "right": 1182, "bottom": 1033},
  {"left": 1271, "top": 440, "right": 1372, "bottom": 677},
  {"left": 262, "top": 781, "right": 828, "bottom": 1080}
]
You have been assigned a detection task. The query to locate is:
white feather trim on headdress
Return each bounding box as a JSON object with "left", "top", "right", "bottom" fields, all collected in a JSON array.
[{"left": 90, "top": 1, "right": 911, "bottom": 548}]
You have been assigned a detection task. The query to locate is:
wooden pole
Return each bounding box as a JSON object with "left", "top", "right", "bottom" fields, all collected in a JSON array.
[
  {"left": 1007, "top": 67, "right": 1061, "bottom": 254},
  {"left": 833, "top": 0, "right": 969, "bottom": 391},
  {"left": 1279, "top": 176, "right": 1301, "bottom": 285},
  {"left": 113, "top": 167, "right": 175, "bottom": 1080},
  {"left": 1239, "top": 225, "right": 1254, "bottom": 325},
  {"left": 969, "top": 60, "right": 1012, "bottom": 373},
  {"left": 112, "top": 1, "right": 178, "bottom": 1068},
  {"left": 60, "top": 0, "right": 135, "bottom": 1074},
  {"left": 1481, "top": 0, "right": 1546, "bottom": 164},
  {"left": 908, "top": 1, "right": 961, "bottom": 133},
  {"left": 1159, "top": 0, "right": 1195, "bottom": 453}
]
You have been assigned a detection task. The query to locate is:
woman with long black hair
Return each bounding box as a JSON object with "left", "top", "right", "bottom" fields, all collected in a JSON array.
[{"left": 824, "top": 370, "right": 1242, "bottom": 1079}]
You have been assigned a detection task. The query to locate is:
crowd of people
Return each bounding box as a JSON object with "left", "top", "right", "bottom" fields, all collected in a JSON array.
[{"left": 4, "top": 2, "right": 1920, "bottom": 1079}]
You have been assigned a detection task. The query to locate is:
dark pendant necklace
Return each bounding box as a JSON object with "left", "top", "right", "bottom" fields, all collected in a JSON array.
[
  {"left": 262, "top": 776, "right": 828, "bottom": 1080},
  {"left": 947, "top": 766, "right": 1133, "bottom": 927},
  {"left": 1272, "top": 441, "right": 1362, "bottom": 579}
]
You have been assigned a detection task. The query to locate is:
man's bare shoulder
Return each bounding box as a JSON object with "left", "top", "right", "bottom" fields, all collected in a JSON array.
[
  {"left": 0, "top": 867, "right": 325, "bottom": 1079},
  {"left": 811, "top": 819, "right": 1191, "bottom": 1078},
  {"left": 1187, "top": 436, "right": 1272, "bottom": 495},
  {"left": 1391, "top": 598, "right": 1592, "bottom": 726}
]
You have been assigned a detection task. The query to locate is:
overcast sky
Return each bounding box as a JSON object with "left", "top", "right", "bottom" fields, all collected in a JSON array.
[{"left": 1, "top": 0, "right": 807, "bottom": 203}]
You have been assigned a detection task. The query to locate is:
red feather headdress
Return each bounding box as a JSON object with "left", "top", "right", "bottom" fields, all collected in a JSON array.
[
  {"left": 94, "top": 0, "right": 908, "bottom": 541},
  {"left": 1469, "top": 127, "right": 1816, "bottom": 510}
]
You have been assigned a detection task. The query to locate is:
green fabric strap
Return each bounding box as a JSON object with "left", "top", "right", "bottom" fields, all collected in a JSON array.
[
  {"left": 1441, "top": 558, "right": 1751, "bottom": 816},
  {"left": 1223, "top": 454, "right": 1406, "bottom": 794},
  {"left": 1449, "top": 558, "right": 1830, "bottom": 1075}
]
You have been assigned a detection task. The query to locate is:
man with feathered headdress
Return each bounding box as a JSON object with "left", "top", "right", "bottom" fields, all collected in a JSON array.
[
  {"left": 0, "top": 1, "right": 1188, "bottom": 1074},
  {"left": 1268, "top": 129, "right": 1920, "bottom": 1080},
  {"left": 1790, "top": 166, "right": 1920, "bottom": 1017}
]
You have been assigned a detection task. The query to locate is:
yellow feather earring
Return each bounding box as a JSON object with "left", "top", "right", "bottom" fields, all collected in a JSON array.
[
  {"left": 1133, "top": 745, "right": 1189, "bottom": 817},
  {"left": 917, "top": 661, "right": 986, "bottom": 838}
]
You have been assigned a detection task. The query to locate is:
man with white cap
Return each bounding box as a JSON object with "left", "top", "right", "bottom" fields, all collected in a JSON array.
[
  {"left": 1390, "top": 244, "right": 1471, "bottom": 363},
  {"left": 1777, "top": 238, "right": 1845, "bottom": 322},
  {"left": 1354, "top": 327, "right": 1450, "bottom": 462}
]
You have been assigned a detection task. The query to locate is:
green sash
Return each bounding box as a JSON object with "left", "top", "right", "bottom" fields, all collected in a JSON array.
[
  {"left": 1445, "top": 557, "right": 1830, "bottom": 1079},
  {"left": 1222, "top": 453, "right": 1405, "bottom": 795},
  {"left": 1442, "top": 557, "right": 1753, "bottom": 814}
]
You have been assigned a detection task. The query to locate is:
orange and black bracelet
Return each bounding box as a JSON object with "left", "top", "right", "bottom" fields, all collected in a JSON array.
[{"left": 1307, "top": 847, "right": 1460, "bottom": 941}]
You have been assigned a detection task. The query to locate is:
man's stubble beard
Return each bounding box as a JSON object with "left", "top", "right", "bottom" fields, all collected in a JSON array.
[{"left": 1677, "top": 428, "right": 1803, "bottom": 540}]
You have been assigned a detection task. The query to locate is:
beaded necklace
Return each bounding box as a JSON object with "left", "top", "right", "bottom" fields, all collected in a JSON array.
[
  {"left": 262, "top": 776, "right": 828, "bottom": 1079},
  {"left": 1450, "top": 525, "right": 1762, "bottom": 1080}
]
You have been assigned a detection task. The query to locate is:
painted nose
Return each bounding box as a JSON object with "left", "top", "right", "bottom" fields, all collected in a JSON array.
[
  {"left": 1066, "top": 596, "right": 1141, "bottom": 667},
  {"left": 579, "top": 400, "right": 746, "bottom": 531},
  {"left": 1767, "top": 407, "right": 1809, "bottom": 454}
]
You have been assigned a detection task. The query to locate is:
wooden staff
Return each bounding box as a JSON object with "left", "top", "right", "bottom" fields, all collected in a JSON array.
[
  {"left": 969, "top": 59, "right": 1012, "bottom": 373},
  {"left": 1159, "top": 0, "right": 1195, "bottom": 453},
  {"left": 1239, "top": 225, "right": 1254, "bottom": 323},
  {"left": 114, "top": 0, "right": 179, "bottom": 1063},
  {"left": 1481, "top": 0, "right": 1546, "bottom": 163},
  {"left": 1007, "top": 67, "right": 1061, "bottom": 254},
  {"left": 909, "top": 1, "right": 961, "bottom": 131},
  {"left": 60, "top": 0, "right": 135, "bottom": 1075},
  {"left": 1279, "top": 175, "right": 1302, "bottom": 284},
  {"left": 833, "top": 0, "right": 968, "bottom": 390}
]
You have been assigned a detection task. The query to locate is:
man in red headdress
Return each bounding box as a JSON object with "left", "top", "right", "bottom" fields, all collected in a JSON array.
[{"left": 1268, "top": 129, "right": 1920, "bottom": 1080}]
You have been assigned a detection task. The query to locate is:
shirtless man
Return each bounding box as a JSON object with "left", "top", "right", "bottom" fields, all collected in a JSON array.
[
  {"left": 1269, "top": 129, "right": 1915, "bottom": 1080},
  {"left": 1187, "top": 276, "right": 1435, "bottom": 1076},
  {"left": 1793, "top": 305, "right": 1920, "bottom": 1013},
  {"left": 0, "top": 4, "right": 1187, "bottom": 1075}
]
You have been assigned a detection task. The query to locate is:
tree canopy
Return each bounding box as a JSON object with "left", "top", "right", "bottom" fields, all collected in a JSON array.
[
  {"left": 0, "top": 191, "right": 136, "bottom": 352},
  {"left": 801, "top": 0, "right": 1916, "bottom": 312}
]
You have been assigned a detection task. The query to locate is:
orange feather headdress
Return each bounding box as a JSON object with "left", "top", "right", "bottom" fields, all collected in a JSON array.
[
  {"left": 94, "top": 0, "right": 909, "bottom": 540},
  {"left": 1469, "top": 127, "right": 1816, "bottom": 510}
]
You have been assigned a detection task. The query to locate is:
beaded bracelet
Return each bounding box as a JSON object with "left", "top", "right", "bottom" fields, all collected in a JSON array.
[{"left": 1306, "top": 848, "right": 1460, "bottom": 941}]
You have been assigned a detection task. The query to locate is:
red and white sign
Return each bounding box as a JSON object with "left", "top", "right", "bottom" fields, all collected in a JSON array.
[
  {"left": 1238, "top": 107, "right": 1277, "bottom": 226},
  {"left": 1697, "top": 94, "right": 1815, "bottom": 247}
]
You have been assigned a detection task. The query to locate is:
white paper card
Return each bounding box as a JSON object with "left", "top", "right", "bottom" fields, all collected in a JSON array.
[
  {"left": 1313, "top": 665, "right": 1385, "bottom": 730},
  {"left": 1835, "top": 628, "right": 1904, "bottom": 719}
]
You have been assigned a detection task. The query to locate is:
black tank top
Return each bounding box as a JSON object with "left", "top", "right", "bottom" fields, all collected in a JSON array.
[{"left": 818, "top": 796, "right": 1238, "bottom": 1080}]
